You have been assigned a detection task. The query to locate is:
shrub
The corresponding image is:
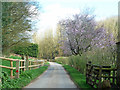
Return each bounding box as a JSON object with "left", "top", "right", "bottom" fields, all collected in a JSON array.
[{"left": 55, "top": 55, "right": 87, "bottom": 74}]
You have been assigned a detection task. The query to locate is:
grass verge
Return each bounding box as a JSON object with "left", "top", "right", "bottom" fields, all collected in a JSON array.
[
  {"left": 63, "top": 64, "right": 93, "bottom": 89},
  {"left": 2, "top": 62, "right": 49, "bottom": 88}
]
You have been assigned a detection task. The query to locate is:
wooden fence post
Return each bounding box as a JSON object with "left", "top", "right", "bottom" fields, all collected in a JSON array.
[
  {"left": 24, "top": 61, "right": 26, "bottom": 71},
  {"left": 29, "top": 61, "right": 31, "bottom": 70},
  {"left": 10, "top": 61, "right": 13, "bottom": 79},
  {"left": 21, "top": 61, "right": 22, "bottom": 68},
  {"left": 34, "top": 61, "right": 37, "bottom": 69},
  {"left": 98, "top": 66, "right": 102, "bottom": 88},
  {"left": 36, "top": 60, "right": 38, "bottom": 68},
  {"left": 25, "top": 55, "right": 29, "bottom": 70},
  {"left": 16, "top": 60, "right": 19, "bottom": 78},
  {"left": 86, "top": 61, "right": 91, "bottom": 84},
  {"left": 21, "top": 61, "right": 23, "bottom": 72}
]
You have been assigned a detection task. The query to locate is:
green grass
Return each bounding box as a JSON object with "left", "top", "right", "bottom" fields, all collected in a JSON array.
[
  {"left": 55, "top": 61, "right": 62, "bottom": 64},
  {"left": 2, "top": 64, "right": 49, "bottom": 88},
  {"left": 63, "top": 65, "right": 93, "bottom": 89}
]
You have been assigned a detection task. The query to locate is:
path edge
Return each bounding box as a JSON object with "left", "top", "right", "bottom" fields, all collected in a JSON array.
[{"left": 61, "top": 64, "right": 80, "bottom": 89}]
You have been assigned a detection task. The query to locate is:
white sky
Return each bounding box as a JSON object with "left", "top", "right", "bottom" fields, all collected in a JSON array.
[
  {"left": 32, "top": 0, "right": 119, "bottom": 39},
  {"left": 36, "top": 4, "right": 80, "bottom": 38}
]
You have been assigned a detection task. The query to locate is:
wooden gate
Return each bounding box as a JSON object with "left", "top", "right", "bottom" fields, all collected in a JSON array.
[{"left": 86, "top": 61, "right": 117, "bottom": 88}]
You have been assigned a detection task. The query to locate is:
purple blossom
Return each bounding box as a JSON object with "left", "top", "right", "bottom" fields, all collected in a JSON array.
[{"left": 58, "top": 12, "right": 116, "bottom": 56}]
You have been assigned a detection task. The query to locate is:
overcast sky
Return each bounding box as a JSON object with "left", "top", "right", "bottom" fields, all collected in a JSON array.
[{"left": 34, "top": 0, "right": 119, "bottom": 38}]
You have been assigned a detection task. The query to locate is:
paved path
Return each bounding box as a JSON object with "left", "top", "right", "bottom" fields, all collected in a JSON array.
[{"left": 24, "top": 62, "right": 77, "bottom": 88}]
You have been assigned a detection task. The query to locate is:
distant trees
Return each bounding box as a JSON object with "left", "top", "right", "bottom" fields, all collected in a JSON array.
[
  {"left": 98, "top": 16, "right": 118, "bottom": 42},
  {"left": 2, "top": 2, "right": 39, "bottom": 56},
  {"left": 34, "top": 29, "right": 56, "bottom": 59},
  {"left": 33, "top": 28, "right": 64, "bottom": 60},
  {"left": 38, "top": 30, "right": 55, "bottom": 59},
  {"left": 55, "top": 25, "right": 64, "bottom": 56}
]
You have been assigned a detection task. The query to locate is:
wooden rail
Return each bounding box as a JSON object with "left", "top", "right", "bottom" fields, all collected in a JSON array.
[
  {"left": 0, "top": 65, "right": 15, "bottom": 69},
  {"left": 0, "top": 57, "right": 44, "bottom": 79},
  {"left": 86, "top": 61, "right": 117, "bottom": 88},
  {"left": 0, "top": 57, "right": 19, "bottom": 61}
]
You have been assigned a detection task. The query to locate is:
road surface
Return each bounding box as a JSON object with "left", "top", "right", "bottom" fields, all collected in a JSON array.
[{"left": 24, "top": 62, "right": 77, "bottom": 88}]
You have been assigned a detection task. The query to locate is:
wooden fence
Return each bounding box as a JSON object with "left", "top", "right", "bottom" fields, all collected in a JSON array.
[
  {"left": 0, "top": 57, "right": 45, "bottom": 79},
  {"left": 86, "top": 61, "right": 117, "bottom": 88}
]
